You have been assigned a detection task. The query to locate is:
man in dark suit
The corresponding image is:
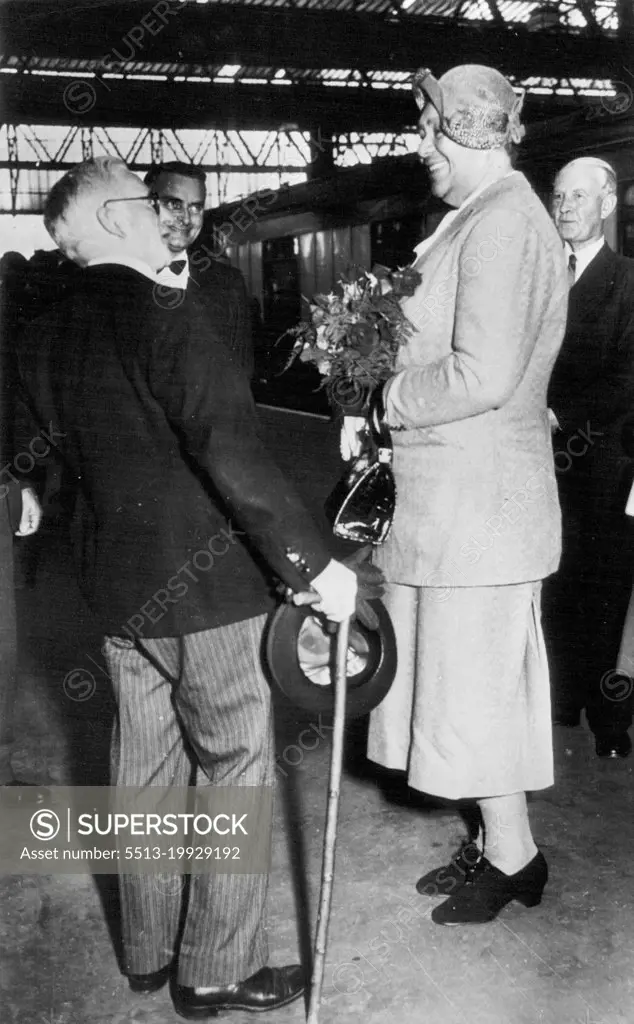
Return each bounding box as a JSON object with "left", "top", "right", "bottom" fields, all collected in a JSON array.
[
  {"left": 0, "top": 481, "right": 43, "bottom": 790},
  {"left": 0, "top": 254, "right": 44, "bottom": 795},
  {"left": 144, "top": 161, "right": 254, "bottom": 377},
  {"left": 19, "top": 155, "right": 356, "bottom": 1019},
  {"left": 546, "top": 156, "right": 634, "bottom": 758}
]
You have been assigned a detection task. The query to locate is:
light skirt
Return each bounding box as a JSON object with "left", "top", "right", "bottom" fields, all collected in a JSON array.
[{"left": 367, "top": 581, "right": 554, "bottom": 800}]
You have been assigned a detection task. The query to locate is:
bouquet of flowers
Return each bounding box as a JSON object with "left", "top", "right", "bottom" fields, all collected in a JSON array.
[{"left": 282, "top": 264, "right": 422, "bottom": 415}]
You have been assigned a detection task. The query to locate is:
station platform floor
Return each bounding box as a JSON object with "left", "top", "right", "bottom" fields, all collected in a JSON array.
[{"left": 2, "top": 405, "right": 634, "bottom": 1024}]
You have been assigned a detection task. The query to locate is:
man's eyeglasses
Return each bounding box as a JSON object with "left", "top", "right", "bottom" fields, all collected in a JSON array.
[
  {"left": 101, "top": 193, "right": 161, "bottom": 216},
  {"left": 158, "top": 196, "right": 205, "bottom": 216}
]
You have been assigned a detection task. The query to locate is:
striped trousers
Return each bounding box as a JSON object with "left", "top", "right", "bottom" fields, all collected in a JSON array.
[{"left": 102, "top": 614, "right": 273, "bottom": 987}]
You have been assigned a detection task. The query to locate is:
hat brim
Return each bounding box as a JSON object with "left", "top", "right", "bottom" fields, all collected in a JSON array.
[
  {"left": 263, "top": 598, "right": 397, "bottom": 719},
  {"left": 413, "top": 69, "right": 444, "bottom": 117}
]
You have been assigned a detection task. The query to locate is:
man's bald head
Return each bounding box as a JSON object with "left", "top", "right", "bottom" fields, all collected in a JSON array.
[
  {"left": 557, "top": 157, "right": 617, "bottom": 196},
  {"left": 551, "top": 157, "right": 618, "bottom": 250}
]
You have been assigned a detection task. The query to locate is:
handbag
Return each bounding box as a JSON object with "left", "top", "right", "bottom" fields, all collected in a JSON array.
[{"left": 324, "top": 389, "right": 396, "bottom": 546}]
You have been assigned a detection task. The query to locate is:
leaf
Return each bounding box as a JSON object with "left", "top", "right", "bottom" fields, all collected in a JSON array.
[{"left": 279, "top": 264, "right": 418, "bottom": 394}]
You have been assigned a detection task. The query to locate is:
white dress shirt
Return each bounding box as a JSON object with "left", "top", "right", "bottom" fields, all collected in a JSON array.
[
  {"left": 565, "top": 236, "right": 605, "bottom": 285},
  {"left": 155, "top": 251, "right": 190, "bottom": 290},
  {"left": 86, "top": 255, "right": 157, "bottom": 282}
]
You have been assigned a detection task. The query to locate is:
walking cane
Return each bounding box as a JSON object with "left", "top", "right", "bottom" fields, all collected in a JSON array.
[{"left": 307, "top": 614, "right": 351, "bottom": 1024}]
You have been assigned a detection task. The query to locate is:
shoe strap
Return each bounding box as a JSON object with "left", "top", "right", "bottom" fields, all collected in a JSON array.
[{"left": 454, "top": 842, "right": 482, "bottom": 873}]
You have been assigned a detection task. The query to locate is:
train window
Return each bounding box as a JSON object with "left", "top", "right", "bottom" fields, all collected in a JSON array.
[
  {"left": 621, "top": 186, "right": 634, "bottom": 257},
  {"left": 623, "top": 223, "right": 634, "bottom": 258},
  {"left": 371, "top": 217, "right": 425, "bottom": 269},
  {"left": 262, "top": 233, "right": 301, "bottom": 339},
  {"left": 263, "top": 236, "right": 299, "bottom": 261}
]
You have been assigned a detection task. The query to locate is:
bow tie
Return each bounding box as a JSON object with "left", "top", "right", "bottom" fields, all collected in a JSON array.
[{"left": 169, "top": 259, "right": 187, "bottom": 275}]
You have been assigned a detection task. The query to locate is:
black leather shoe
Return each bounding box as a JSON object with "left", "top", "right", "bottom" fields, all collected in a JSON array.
[
  {"left": 172, "top": 965, "right": 305, "bottom": 1019},
  {"left": 128, "top": 965, "right": 171, "bottom": 994},
  {"left": 431, "top": 850, "right": 548, "bottom": 926},
  {"left": 415, "top": 840, "right": 482, "bottom": 897},
  {"left": 0, "top": 782, "right": 51, "bottom": 807},
  {"left": 595, "top": 733, "right": 632, "bottom": 759}
]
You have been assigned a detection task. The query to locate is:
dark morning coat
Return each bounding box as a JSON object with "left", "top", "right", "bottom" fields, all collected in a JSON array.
[
  {"left": 546, "top": 243, "right": 634, "bottom": 721},
  {"left": 188, "top": 254, "right": 254, "bottom": 379},
  {"left": 17, "top": 264, "right": 330, "bottom": 639}
]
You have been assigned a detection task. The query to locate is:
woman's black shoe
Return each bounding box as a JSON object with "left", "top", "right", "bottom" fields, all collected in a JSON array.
[
  {"left": 415, "top": 840, "right": 482, "bottom": 897},
  {"left": 172, "top": 964, "right": 305, "bottom": 1019},
  {"left": 431, "top": 850, "right": 548, "bottom": 925},
  {"left": 127, "top": 964, "right": 172, "bottom": 994}
]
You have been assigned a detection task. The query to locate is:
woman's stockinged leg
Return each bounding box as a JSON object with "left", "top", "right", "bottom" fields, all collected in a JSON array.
[
  {"left": 428, "top": 792, "right": 546, "bottom": 924},
  {"left": 478, "top": 792, "right": 538, "bottom": 875}
]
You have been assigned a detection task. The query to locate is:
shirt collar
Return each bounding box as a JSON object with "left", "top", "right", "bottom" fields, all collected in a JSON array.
[
  {"left": 86, "top": 255, "right": 157, "bottom": 282},
  {"left": 565, "top": 237, "right": 605, "bottom": 282},
  {"left": 156, "top": 251, "right": 190, "bottom": 289}
]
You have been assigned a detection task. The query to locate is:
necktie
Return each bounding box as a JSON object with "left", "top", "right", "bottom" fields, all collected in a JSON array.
[
  {"left": 169, "top": 260, "right": 187, "bottom": 275},
  {"left": 568, "top": 253, "right": 577, "bottom": 287}
]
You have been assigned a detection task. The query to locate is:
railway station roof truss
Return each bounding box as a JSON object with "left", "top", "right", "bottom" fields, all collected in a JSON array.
[{"left": 0, "top": 0, "right": 632, "bottom": 214}]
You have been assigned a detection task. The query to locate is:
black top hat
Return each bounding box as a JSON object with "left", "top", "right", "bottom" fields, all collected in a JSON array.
[{"left": 264, "top": 597, "right": 397, "bottom": 719}]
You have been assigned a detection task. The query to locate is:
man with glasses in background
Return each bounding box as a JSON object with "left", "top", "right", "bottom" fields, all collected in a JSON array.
[
  {"left": 145, "top": 161, "right": 254, "bottom": 377},
  {"left": 17, "top": 155, "right": 356, "bottom": 1018}
]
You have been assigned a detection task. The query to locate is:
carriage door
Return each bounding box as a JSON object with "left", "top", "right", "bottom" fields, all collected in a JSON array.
[
  {"left": 371, "top": 217, "right": 424, "bottom": 270},
  {"left": 262, "top": 235, "right": 301, "bottom": 346}
]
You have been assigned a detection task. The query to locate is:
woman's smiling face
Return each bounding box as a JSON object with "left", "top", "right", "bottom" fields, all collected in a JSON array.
[{"left": 417, "top": 103, "right": 490, "bottom": 209}]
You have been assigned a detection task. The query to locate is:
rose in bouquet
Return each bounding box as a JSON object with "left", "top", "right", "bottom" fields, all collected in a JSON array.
[{"left": 282, "top": 264, "right": 422, "bottom": 415}]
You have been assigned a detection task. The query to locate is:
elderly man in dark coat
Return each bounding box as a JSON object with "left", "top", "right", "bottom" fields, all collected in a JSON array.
[{"left": 18, "top": 155, "right": 356, "bottom": 1020}]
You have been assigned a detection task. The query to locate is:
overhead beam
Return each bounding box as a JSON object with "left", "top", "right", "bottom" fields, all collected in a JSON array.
[
  {"left": 617, "top": 0, "right": 634, "bottom": 38},
  {"left": 574, "top": 0, "right": 601, "bottom": 34},
  {"left": 0, "top": 161, "right": 307, "bottom": 173},
  {"left": 0, "top": 0, "right": 628, "bottom": 79},
  {"left": 483, "top": 0, "right": 506, "bottom": 27},
  {"left": 0, "top": 74, "right": 596, "bottom": 132},
  {"left": 3, "top": 77, "right": 412, "bottom": 132}
]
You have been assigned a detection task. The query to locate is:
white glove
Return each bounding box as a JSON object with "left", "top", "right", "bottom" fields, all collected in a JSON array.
[
  {"left": 15, "top": 486, "right": 42, "bottom": 537},
  {"left": 292, "top": 558, "right": 358, "bottom": 623},
  {"left": 340, "top": 416, "right": 367, "bottom": 462}
]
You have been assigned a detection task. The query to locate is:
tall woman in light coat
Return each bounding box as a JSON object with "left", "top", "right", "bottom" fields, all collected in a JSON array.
[{"left": 359, "top": 65, "right": 568, "bottom": 925}]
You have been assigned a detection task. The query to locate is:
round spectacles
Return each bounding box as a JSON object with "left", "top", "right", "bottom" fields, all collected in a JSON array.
[
  {"left": 101, "top": 193, "right": 161, "bottom": 216},
  {"left": 158, "top": 196, "right": 205, "bottom": 216}
]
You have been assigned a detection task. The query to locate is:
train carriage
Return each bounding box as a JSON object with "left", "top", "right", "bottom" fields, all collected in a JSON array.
[{"left": 201, "top": 105, "right": 634, "bottom": 414}]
